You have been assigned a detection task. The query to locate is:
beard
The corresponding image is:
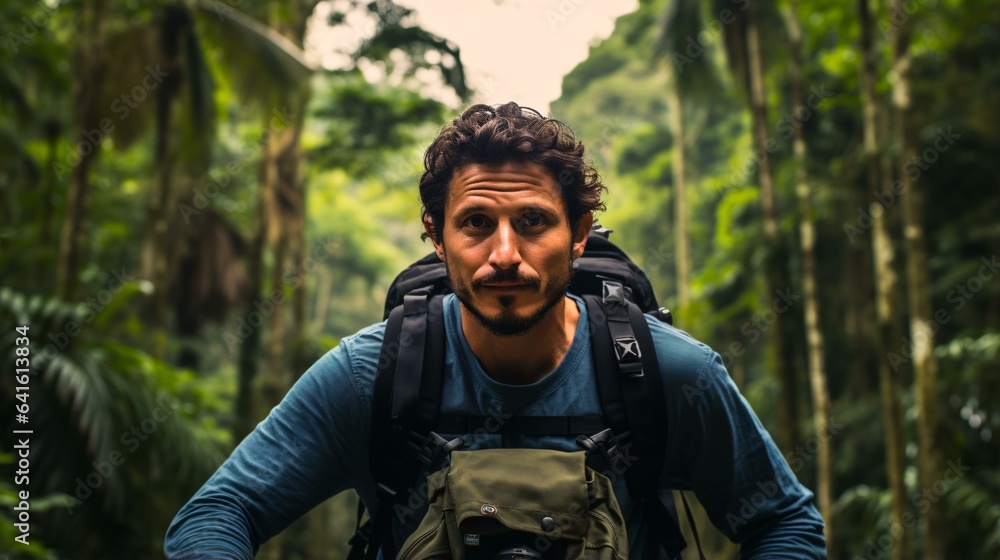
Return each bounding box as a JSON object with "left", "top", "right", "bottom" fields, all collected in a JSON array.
[{"left": 448, "top": 252, "right": 574, "bottom": 338}]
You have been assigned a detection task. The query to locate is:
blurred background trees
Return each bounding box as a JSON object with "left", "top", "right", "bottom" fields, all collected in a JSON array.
[{"left": 1, "top": 0, "right": 997, "bottom": 558}]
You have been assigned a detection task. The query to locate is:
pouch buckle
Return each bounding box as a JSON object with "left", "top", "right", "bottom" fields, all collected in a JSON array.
[
  {"left": 576, "top": 428, "right": 632, "bottom": 471},
  {"left": 407, "top": 430, "right": 464, "bottom": 466}
]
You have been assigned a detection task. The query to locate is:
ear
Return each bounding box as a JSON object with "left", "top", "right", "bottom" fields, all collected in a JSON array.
[
  {"left": 571, "top": 212, "right": 593, "bottom": 261},
  {"left": 423, "top": 214, "right": 446, "bottom": 261}
]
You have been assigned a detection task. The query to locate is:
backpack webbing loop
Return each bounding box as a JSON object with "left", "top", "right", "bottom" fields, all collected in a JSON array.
[{"left": 390, "top": 293, "right": 430, "bottom": 421}]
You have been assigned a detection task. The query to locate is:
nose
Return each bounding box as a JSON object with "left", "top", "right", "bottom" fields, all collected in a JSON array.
[{"left": 488, "top": 220, "right": 522, "bottom": 270}]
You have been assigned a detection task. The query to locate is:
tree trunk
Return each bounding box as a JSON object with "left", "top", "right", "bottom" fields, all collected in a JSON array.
[
  {"left": 312, "top": 264, "right": 332, "bottom": 334},
  {"left": 281, "top": 103, "right": 311, "bottom": 381},
  {"left": 41, "top": 125, "right": 60, "bottom": 245},
  {"left": 860, "top": 1, "right": 912, "bottom": 558},
  {"left": 253, "top": 5, "right": 315, "bottom": 556},
  {"left": 233, "top": 208, "right": 265, "bottom": 444},
  {"left": 55, "top": 0, "right": 111, "bottom": 301},
  {"left": 873, "top": 206, "right": 912, "bottom": 560},
  {"left": 255, "top": 112, "right": 293, "bottom": 560},
  {"left": 746, "top": 0, "right": 800, "bottom": 451},
  {"left": 147, "top": 83, "right": 180, "bottom": 359},
  {"left": 259, "top": 126, "right": 287, "bottom": 417},
  {"left": 889, "top": 1, "right": 945, "bottom": 557},
  {"left": 785, "top": 1, "right": 834, "bottom": 554},
  {"left": 666, "top": 86, "right": 690, "bottom": 311}
]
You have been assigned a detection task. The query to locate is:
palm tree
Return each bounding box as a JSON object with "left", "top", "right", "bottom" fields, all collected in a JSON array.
[
  {"left": 702, "top": 0, "right": 801, "bottom": 450},
  {"left": 859, "top": 0, "right": 911, "bottom": 558},
  {"left": 888, "top": 0, "right": 946, "bottom": 556},
  {"left": 783, "top": 0, "right": 835, "bottom": 553},
  {"left": 53, "top": 0, "right": 312, "bottom": 352},
  {"left": 655, "top": 0, "right": 719, "bottom": 313}
]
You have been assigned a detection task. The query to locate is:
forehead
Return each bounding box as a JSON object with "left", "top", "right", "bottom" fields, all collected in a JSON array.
[{"left": 446, "top": 162, "right": 564, "bottom": 214}]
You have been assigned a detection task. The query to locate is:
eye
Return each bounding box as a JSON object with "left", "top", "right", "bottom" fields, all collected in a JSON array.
[
  {"left": 463, "top": 215, "right": 491, "bottom": 230},
  {"left": 519, "top": 212, "right": 545, "bottom": 229}
]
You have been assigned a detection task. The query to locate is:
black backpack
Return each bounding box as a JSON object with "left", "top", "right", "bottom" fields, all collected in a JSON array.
[{"left": 349, "top": 224, "right": 704, "bottom": 560}]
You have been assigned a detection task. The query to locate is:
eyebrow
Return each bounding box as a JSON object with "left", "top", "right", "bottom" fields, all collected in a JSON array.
[{"left": 451, "top": 202, "right": 560, "bottom": 218}]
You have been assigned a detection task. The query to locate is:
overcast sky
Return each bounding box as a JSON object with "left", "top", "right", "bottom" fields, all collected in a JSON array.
[{"left": 305, "top": 0, "right": 638, "bottom": 115}]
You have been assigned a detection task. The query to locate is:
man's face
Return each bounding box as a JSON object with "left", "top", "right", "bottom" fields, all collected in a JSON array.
[{"left": 427, "top": 161, "right": 591, "bottom": 337}]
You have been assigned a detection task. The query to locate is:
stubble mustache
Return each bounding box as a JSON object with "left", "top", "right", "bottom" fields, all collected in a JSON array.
[{"left": 470, "top": 268, "right": 542, "bottom": 289}]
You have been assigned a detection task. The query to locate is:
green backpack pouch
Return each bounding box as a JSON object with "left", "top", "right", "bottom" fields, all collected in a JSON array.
[{"left": 397, "top": 448, "right": 628, "bottom": 560}]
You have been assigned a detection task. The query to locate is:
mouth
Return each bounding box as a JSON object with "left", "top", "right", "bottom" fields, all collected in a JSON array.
[{"left": 480, "top": 283, "right": 533, "bottom": 293}]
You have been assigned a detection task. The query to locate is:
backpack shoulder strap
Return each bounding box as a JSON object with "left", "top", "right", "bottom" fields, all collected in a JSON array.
[
  {"left": 358, "top": 291, "right": 450, "bottom": 560},
  {"left": 583, "top": 284, "right": 700, "bottom": 560}
]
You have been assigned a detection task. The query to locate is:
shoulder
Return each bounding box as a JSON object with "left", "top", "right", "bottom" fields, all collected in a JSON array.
[
  {"left": 336, "top": 320, "right": 388, "bottom": 389},
  {"left": 642, "top": 315, "right": 715, "bottom": 369},
  {"left": 339, "top": 320, "right": 388, "bottom": 362},
  {"left": 291, "top": 320, "right": 387, "bottom": 416},
  {"left": 640, "top": 314, "right": 729, "bottom": 396}
]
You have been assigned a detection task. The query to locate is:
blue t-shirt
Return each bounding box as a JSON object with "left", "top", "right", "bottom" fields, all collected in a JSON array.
[{"left": 165, "top": 294, "right": 826, "bottom": 559}]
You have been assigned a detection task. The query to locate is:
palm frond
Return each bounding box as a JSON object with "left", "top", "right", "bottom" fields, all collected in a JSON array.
[
  {"left": 174, "top": 22, "right": 217, "bottom": 168},
  {"left": 193, "top": 0, "right": 313, "bottom": 112},
  {"left": 655, "top": 0, "right": 725, "bottom": 100},
  {"left": 0, "top": 287, "right": 226, "bottom": 557}
]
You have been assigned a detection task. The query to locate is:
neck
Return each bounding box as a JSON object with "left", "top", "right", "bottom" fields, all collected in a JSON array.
[{"left": 460, "top": 295, "right": 580, "bottom": 385}]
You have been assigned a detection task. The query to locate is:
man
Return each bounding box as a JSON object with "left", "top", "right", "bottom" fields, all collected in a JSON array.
[{"left": 165, "top": 103, "right": 827, "bottom": 558}]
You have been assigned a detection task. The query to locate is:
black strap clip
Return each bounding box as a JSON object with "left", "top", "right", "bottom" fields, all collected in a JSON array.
[
  {"left": 407, "top": 430, "right": 464, "bottom": 466},
  {"left": 577, "top": 428, "right": 634, "bottom": 472},
  {"left": 602, "top": 280, "right": 632, "bottom": 307}
]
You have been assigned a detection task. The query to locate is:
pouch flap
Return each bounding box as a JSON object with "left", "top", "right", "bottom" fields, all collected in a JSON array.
[{"left": 446, "top": 448, "right": 590, "bottom": 541}]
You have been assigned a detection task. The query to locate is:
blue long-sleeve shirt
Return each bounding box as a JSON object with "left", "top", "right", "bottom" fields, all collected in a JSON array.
[{"left": 165, "top": 293, "right": 827, "bottom": 559}]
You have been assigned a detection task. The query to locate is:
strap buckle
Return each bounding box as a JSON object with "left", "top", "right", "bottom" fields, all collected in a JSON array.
[
  {"left": 602, "top": 281, "right": 632, "bottom": 307},
  {"left": 407, "top": 430, "right": 464, "bottom": 466},
  {"left": 577, "top": 428, "right": 634, "bottom": 472}
]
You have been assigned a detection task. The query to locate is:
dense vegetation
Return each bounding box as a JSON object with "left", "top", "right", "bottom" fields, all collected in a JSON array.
[{"left": 0, "top": 0, "right": 996, "bottom": 558}]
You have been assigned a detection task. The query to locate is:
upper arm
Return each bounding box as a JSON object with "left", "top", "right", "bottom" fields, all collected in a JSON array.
[
  {"left": 655, "top": 326, "right": 826, "bottom": 558},
  {"left": 165, "top": 343, "right": 372, "bottom": 558}
]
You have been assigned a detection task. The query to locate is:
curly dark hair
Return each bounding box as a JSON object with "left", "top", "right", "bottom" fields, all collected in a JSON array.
[{"left": 419, "top": 102, "right": 606, "bottom": 242}]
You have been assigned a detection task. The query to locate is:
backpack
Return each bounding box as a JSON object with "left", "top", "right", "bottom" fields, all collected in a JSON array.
[
  {"left": 350, "top": 224, "right": 704, "bottom": 560},
  {"left": 396, "top": 448, "right": 628, "bottom": 560}
]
